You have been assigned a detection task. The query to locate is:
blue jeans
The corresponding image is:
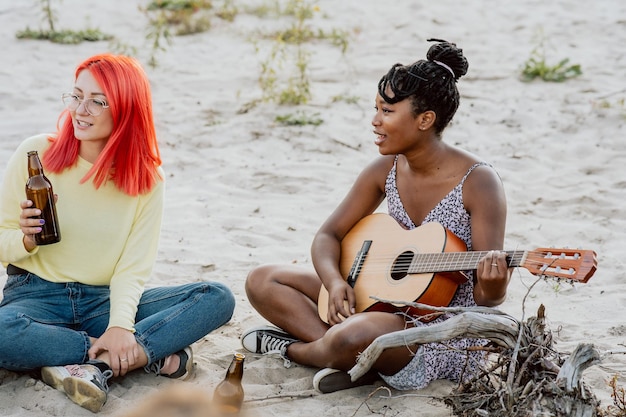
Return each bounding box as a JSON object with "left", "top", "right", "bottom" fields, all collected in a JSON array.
[{"left": 0, "top": 272, "right": 235, "bottom": 371}]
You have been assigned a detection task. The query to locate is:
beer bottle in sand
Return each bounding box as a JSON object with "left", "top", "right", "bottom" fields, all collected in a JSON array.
[{"left": 213, "top": 353, "right": 245, "bottom": 414}]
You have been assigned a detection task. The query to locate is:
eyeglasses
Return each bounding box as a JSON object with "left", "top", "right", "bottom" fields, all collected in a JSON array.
[{"left": 61, "top": 93, "right": 109, "bottom": 116}]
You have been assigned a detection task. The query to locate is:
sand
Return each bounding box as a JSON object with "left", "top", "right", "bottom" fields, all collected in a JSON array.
[{"left": 0, "top": 0, "right": 625, "bottom": 415}]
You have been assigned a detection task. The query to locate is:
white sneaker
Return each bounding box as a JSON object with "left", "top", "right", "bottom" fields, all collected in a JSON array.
[
  {"left": 42, "top": 362, "right": 112, "bottom": 413},
  {"left": 41, "top": 365, "right": 73, "bottom": 392}
]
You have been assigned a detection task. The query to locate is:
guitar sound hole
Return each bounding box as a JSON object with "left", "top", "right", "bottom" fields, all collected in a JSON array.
[{"left": 391, "top": 251, "right": 414, "bottom": 280}]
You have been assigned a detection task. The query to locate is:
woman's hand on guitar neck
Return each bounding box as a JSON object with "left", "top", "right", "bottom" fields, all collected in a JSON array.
[{"left": 475, "top": 250, "right": 512, "bottom": 307}]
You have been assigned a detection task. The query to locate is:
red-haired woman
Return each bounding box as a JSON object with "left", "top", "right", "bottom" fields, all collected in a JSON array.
[{"left": 0, "top": 54, "right": 235, "bottom": 413}]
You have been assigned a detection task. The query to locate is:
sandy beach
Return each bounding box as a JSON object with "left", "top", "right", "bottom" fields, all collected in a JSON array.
[{"left": 1, "top": 0, "right": 625, "bottom": 415}]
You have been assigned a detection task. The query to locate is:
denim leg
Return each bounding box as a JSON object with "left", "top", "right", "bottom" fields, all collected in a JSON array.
[
  {"left": 0, "top": 274, "right": 92, "bottom": 371},
  {"left": 133, "top": 281, "right": 235, "bottom": 364}
]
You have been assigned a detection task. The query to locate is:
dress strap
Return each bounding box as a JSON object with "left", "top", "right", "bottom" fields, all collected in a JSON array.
[{"left": 460, "top": 162, "right": 490, "bottom": 185}]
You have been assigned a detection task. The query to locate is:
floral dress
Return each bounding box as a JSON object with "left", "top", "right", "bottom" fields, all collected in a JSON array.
[{"left": 380, "top": 156, "right": 490, "bottom": 390}]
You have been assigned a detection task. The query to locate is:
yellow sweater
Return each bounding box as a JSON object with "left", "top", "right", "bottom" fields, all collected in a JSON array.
[{"left": 0, "top": 134, "right": 164, "bottom": 332}]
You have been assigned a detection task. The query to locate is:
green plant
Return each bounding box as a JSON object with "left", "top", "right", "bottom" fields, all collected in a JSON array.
[
  {"left": 145, "top": 0, "right": 213, "bottom": 35},
  {"left": 275, "top": 111, "right": 323, "bottom": 126},
  {"left": 144, "top": 10, "right": 174, "bottom": 68},
  {"left": 40, "top": 0, "right": 56, "bottom": 32},
  {"left": 258, "top": 0, "right": 314, "bottom": 105},
  {"left": 253, "top": 0, "right": 350, "bottom": 106},
  {"left": 520, "top": 32, "right": 582, "bottom": 82},
  {"left": 215, "top": 0, "right": 238, "bottom": 22},
  {"left": 142, "top": 0, "right": 237, "bottom": 67},
  {"left": 16, "top": 0, "right": 113, "bottom": 44},
  {"left": 331, "top": 94, "right": 360, "bottom": 105}
]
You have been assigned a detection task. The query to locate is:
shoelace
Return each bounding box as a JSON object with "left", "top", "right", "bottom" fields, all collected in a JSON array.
[
  {"left": 260, "top": 332, "right": 294, "bottom": 368},
  {"left": 145, "top": 358, "right": 166, "bottom": 376},
  {"left": 260, "top": 333, "right": 292, "bottom": 354},
  {"left": 100, "top": 370, "right": 114, "bottom": 392},
  {"left": 144, "top": 351, "right": 185, "bottom": 377}
]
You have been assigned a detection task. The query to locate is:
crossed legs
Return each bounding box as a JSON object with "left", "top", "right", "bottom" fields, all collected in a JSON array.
[{"left": 245, "top": 264, "right": 416, "bottom": 376}]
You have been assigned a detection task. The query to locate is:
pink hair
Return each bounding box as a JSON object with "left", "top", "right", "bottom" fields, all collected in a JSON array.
[{"left": 43, "top": 54, "right": 162, "bottom": 196}]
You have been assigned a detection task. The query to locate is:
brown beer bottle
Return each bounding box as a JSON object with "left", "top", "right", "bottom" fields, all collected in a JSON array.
[
  {"left": 213, "top": 352, "right": 245, "bottom": 414},
  {"left": 25, "top": 151, "right": 61, "bottom": 245}
]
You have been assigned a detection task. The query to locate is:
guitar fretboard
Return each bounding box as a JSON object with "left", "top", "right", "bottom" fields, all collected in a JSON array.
[{"left": 409, "top": 250, "right": 527, "bottom": 273}]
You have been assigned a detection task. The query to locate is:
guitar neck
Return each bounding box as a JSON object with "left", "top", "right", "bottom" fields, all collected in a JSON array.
[{"left": 409, "top": 250, "right": 526, "bottom": 274}]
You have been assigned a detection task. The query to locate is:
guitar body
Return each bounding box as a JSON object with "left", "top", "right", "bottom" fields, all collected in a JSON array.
[
  {"left": 317, "top": 213, "right": 597, "bottom": 324},
  {"left": 317, "top": 213, "right": 469, "bottom": 323}
]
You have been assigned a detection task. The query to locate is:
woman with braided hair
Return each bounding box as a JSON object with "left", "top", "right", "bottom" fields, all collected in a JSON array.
[{"left": 241, "top": 40, "right": 512, "bottom": 393}]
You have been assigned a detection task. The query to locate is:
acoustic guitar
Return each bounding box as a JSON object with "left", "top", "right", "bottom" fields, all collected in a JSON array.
[{"left": 317, "top": 213, "right": 597, "bottom": 323}]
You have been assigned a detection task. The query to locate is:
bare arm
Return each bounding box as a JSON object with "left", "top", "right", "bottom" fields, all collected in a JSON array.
[
  {"left": 463, "top": 165, "right": 511, "bottom": 306},
  {"left": 311, "top": 156, "right": 392, "bottom": 324}
]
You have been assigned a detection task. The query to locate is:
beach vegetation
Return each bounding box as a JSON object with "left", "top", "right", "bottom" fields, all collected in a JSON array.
[
  {"left": 144, "top": 0, "right": 214, "bottom": 36},
  {"left": 275, "top": 111, "right": 323, "bottom": 126},
  {"left": 520, "top": 32, "right": 582, "bottom": 82},
  {"left": 331, "top": 94, "right": 360, "bottom": 105},
  {"left": 592, "top": 89, "right": 626, "bottom": 118},
  {"left": 605, "top": 375, "right": 626, "bottom": 416},
  {"left": 142, "top": 0, "right": 238, "bottom": 67},
  {"left": 249, "top": 0, "right": 351, "bottom": 106},
  {"left": 16, "top": 0, "right": 112, "bottom": 44}
]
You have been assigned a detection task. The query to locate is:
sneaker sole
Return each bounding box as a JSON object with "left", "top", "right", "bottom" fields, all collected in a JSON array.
[
  {"left": 41, "top": 367, "right": 65, "bottom": 392},
  {"left": 63, "top": 376, "right": 107, "bottom": 413},
  {"left": 314, "top": 368, "right": 380, "bottom": 394}
]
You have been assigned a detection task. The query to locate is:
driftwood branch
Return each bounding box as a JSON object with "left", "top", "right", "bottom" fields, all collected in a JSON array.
[
  {"left": 349, "top": 311, "right": 520, "bottom": 380},
  {"left": 348, "top": 298, "right": 609, "bottom": 416},
  {"left": 557, "top": 343, "right": 601, "bottom": 393}
]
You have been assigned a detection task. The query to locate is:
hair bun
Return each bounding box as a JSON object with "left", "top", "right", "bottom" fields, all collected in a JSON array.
[{"left": 425, "top": 38, "right": 468, "bottom": 80}]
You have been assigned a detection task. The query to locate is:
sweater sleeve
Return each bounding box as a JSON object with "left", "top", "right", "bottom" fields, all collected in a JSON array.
[{"left": 107, "top": 174, "right": 165, "bottom": 332}]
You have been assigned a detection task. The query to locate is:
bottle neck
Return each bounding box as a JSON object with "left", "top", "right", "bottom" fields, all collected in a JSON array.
[
  {"left": 225, "top": 359, "right": 244, "bottom": 380},
  {"left": 27, "top": 153, "right": 44, "bottom": 177}
]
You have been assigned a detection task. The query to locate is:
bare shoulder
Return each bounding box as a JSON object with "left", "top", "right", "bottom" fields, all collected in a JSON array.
[
  {"left": 465, "top": 162, "right": 503, "bottom": 189},
  {"left": 367, "top": 154, "right": 397, "bottom": 173},
  {"left": 462, "top": 159, "right": 507, "bottom": 211},
  {"left": 355, "top": 154, "right": 397, "bottom": 186},
  {"left": 451, "top": 148, "right": 501, "bottom": 186}
]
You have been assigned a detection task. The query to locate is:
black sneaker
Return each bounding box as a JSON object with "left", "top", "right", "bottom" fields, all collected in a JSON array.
[
  {"left": 240, "top": 325, "right": 298, "bottom": 367},
  {"left": 145, "top": 346, "right": 195, "bottom": 381},
  {"left": 240, "top": 326, "right": 297, "bottom": 354}
]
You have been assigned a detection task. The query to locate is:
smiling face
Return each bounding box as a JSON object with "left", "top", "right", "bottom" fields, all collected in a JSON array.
[
  {"left": 371, "top": 93, "right": 422, "bottom": 155},
  {"left": 70, "top": 69, "right": 114, "bottom": 160}
]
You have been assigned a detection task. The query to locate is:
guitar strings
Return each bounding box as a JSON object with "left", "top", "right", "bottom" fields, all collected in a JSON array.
[{"left": 343, "top": 249, "right": 592, "bottom": 280}]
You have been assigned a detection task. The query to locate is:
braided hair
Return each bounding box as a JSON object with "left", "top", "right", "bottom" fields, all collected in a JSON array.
[{"left": 378, "top": 39, "right": 469, "bottom": 134}]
